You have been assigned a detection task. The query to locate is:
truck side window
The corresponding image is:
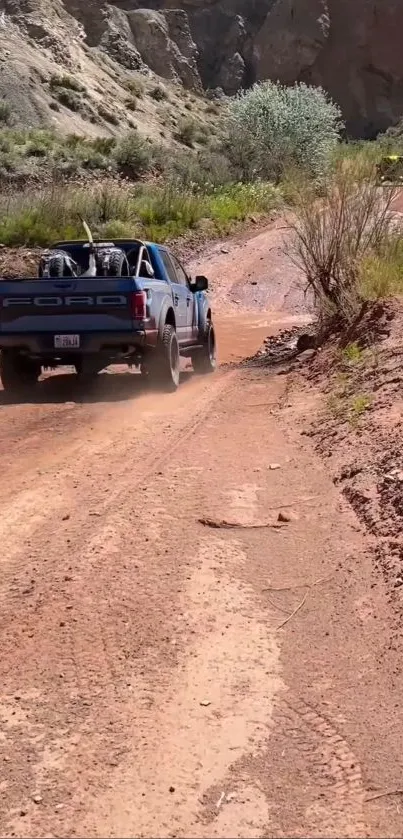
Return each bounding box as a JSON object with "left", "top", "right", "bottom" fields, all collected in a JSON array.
[
  {"left": 160, "top": 250, "right": 177, "bottom": 284},
  {"left": 170, "top": 255, "right": 188, "bottom": 287}
]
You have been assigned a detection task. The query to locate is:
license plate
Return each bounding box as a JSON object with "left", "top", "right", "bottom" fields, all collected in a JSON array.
[{"left": 54, "top": 334, "right": 80, "bottom": 349}]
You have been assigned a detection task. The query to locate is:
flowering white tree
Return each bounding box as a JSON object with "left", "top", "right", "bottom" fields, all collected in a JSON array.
[{"left": 223, "top": 81, "right": 343, "bottom": 181}]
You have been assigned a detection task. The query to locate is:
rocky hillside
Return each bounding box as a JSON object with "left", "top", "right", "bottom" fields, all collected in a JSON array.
[
  {"left": 132, "top": 0, "right": 403, "bottom": 138},
  {"left": 0, "top": 0, "right": 215, "bottom": 143},
  {"left": 0, "top": 0, "right": 402, "bottom": 139}
]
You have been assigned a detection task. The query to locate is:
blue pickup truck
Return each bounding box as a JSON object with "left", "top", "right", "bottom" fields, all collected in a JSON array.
[{"left": 0, "top": 238, "right": 216, "bottom": 393}]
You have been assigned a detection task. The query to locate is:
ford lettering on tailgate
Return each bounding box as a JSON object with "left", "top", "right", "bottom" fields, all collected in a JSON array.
[{"left": 2, "top": 295, "right": 128, "bottom": 307}]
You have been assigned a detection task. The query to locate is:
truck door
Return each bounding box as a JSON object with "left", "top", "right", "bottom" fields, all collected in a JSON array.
[
  {"left": 169, "top": 254, "right": 195, "bottom": 341},
  {"left": 159, "top": 250, "right": 188, "bottom": 343}
]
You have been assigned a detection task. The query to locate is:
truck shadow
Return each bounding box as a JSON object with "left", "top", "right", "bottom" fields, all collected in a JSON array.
[{"left": 0, "top": 369, "right": 194, "bottom": 406}]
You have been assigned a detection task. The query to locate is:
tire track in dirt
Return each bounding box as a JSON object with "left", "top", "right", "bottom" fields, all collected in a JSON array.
[
  {"left": 275, "top": 696, "right": 366, "bottom": 837},
  {"left": 0, "top": 370, "right": 232, "bottom": 592},
  {"left": 196, "top": 691, "right": 366, "bottom": 839},
  {"left": 78, "top": 533, "right": 283, "bottom": 839}
]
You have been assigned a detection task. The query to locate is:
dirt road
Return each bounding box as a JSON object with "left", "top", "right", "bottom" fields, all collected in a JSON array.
[{"left": 0, "top": 222, "right": 402, "bottom": 839}]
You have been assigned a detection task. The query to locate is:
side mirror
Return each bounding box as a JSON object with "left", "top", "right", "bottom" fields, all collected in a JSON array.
[{"left": 193, "top": 275, "right": 209, "bottom": 292}]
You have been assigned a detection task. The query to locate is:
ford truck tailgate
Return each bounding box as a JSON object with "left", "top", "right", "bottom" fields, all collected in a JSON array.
[{"left": 0, "top": 277, "right": 144, "bottom": 352}]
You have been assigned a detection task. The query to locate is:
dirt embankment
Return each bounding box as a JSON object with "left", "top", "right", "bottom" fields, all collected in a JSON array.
[{"left": 279, "top": 297, "right": 403, "bottom": 645}]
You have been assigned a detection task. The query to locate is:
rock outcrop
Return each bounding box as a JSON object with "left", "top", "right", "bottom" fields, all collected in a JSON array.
[
  {"left": 0, "top": 0, "right": 402, "bottom": 137},
  {"left": 125, "top": 8, "right": 201, "bottom": 89},
  {"left": 128, "top": 0, "right": 403, "bottom": 137}
]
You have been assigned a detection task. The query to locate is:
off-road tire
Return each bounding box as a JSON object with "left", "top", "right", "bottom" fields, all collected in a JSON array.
[
  {"left": 100, "top": 249, "right": 129, "bottom": 277},
  {"left": 192, "top": 320, "right": 217, "bottom": 374},
  {"left": 148, "top": 324, "right": 180, "bottom": 392},
  {"left": 0, "top": 352, "right": 40, "bottom": 394},
  {"left": 38, "top": 251, "right": 72, "bottom": 278}
]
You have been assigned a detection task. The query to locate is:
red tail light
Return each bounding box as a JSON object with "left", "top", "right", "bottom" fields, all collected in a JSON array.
[{"left": 131, "top": 291, "right": 147, "bottom": 320}]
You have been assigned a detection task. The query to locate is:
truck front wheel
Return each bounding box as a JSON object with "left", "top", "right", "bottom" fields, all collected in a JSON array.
[
  {"left": 147, "top": 324, "right": 180, "bottom": 392},
  {"left": 0, "top": 353, "right": 40, "bottom": 394},
  {"left": 192, "top": 321, "right": 217, "bottom": 374}
]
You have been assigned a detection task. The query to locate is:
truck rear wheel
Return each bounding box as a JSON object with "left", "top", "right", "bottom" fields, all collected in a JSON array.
[
  {"left": 148, "top": 324, "right": 180, "bottom": 392},
  {"left": 0, "top": 352, "right": 40, "bottom": 394},
  {"left": 192, "top": 321, "right": 217, "bottom": 374}
]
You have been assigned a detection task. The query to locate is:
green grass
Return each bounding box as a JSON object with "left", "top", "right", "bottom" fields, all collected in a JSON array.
[
  {"left": 349, "top": 394, "right": 372, "bottom": 426},
  {"left": 359, "top": 236, "right": 403, "bottom": 300},
  {"left": 0, "top": 180, "right": 281, "bottom": 247},
  {"left": 331, "top": 137, "right": 403, "bottom": 187},
  {"left": 0, "top": 128, "right": 119, "bottom": 179},
  {"left": 341, "top": 342, "right": 364, "bottom": 365},
  {"left": 327, "top": 377, "right": 372, "bottom": 427}
]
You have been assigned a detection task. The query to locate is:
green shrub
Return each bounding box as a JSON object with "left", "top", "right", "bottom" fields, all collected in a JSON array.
[
  {"left": 125, "top": 96, "right": 137, "bottom": 112},
  {"left": 99, "top": 219, "right": 137, "bottom": 239},
  {"left": 196, "top": 130, "right": 208, "bottom": 145},
  {"left": 23, "top": 130, "right": 55, "bottom": 158},
  {"left": 0, "top": 128, "right": 120, "bottom": 181},
  {"left": 166, "top": 149, "right": 234, "bottom": 191},
  {"left": 359, "top": 235, "right": 403, "bottom": 299},
  {"left": 114, "top": 132, "right": 153, "bottom": 179},
  {"left": 223, "top": 80, "right": 343, "bottom": 182},
  {"left": 208, "top": 182, "right": 280, "bottom": 231},
  {"left": 125, "top": 77, "right": 144, "bottom": 98},
  {"left": 49, "top": 75, "right": 86, "bottom": 93},
  {"left": 54, "top": 89, "right": 81, "bottom": 112},
  {"left": 81, "top": 152, "right": 111, "bottom": 171},
  {"left": 150, "top": 85, "right": 167, "bottom": 102},
  {"left": 91, "top": 136, "right": 116, "bottom": 155},
  {"left": 287, "top": 161, "right": 397, "bottom": 324},
  {"left": 0, "top": 150, "right": 18, "bottom": 173},
  {"left": 341, "top": 342, "right": 364, "bottom": 365},
  {"left": 0, "top": 100, "right": 12, "bottom": 125},
  {"left": 138, "top": 185, "right": 203, "bottom": 225},
  {"left": 0, "top": 134, "right": 12, "bottom": 153},
  {"left": 98, "top": 105, "right": 119, "bottom": 125},
  {"left": 175, "top": 118, "right": 198, "bottom": 148}
]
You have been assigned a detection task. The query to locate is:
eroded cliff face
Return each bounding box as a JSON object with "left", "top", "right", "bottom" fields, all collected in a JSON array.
[
  {"left": 122, "top": 0, "right": 403, "bottom": 137},
  {"left": 0, "top": 0, "right": 402, "bottom": 137}
]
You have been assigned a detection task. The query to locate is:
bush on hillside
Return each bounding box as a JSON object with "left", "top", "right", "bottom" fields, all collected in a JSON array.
[
  {"left": 0, "top": 100, "right": 12, "bottom": 126},
  {"left": 223, "top": 81, "right": 343, "bottom": 182},
  {"left": 175, "top": 118, "right": 198, "bottom": 147},
  {"left": 49, "top": 74, "right": 86, "bottom": 93},
  {"left": 287, "top": 162, "right": 397, "bottom": 325},
  {"left": 166, "top": 149, "right": 234, "bottom": 191},
  {"left": 114, "top": 132, "right": 153, "bottom": 179}
]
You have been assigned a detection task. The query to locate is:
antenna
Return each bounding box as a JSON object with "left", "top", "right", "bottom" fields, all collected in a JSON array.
[{"left": 79, "top": 216, "right": 94, "bottom": 245}]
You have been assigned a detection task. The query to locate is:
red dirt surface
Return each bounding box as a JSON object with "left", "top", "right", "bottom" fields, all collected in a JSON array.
[
  {"left": 292, "top": 299, "right": 403, "bottom": 623},
  {"left": 0, "top": 222, "right": 402, "bottom": 838}
]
